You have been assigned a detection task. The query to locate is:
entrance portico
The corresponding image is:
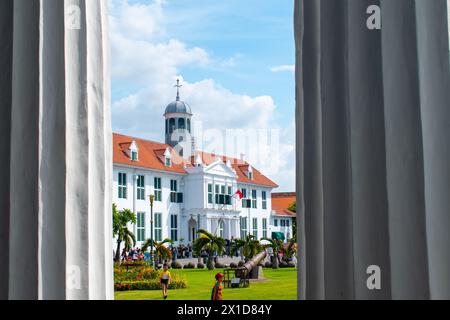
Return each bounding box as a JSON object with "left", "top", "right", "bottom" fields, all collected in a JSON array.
[{"left": 183, "top": 209, "right": 241, "bottom": 243}]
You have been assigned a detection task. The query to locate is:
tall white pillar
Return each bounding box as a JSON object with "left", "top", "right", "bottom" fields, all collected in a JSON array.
[
  {"left": 0, "top": 0, "right": 113, "bottom": 300},
  {"left": 296, "top": 0, "right": 450, "bottom": 299}
]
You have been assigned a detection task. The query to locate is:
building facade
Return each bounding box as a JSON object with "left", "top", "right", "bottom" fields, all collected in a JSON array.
[
  {"left": 112, "top": 87, "right": 294, "bottom": 249},
  {"left": 270, "top": 192, "right": 297, "bottom": 240}
]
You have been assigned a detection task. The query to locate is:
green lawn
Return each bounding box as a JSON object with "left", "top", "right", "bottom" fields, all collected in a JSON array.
[{"left": 115, "top": 268, "right": 297, "bottom": 300}]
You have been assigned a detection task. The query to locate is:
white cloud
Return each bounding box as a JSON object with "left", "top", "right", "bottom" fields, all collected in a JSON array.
[
  {"left": 112, "top": 77, "right": 296, "bottom": 191},
  {"left": 110, "top": 0, "right": 166, "bottom": 39},
  {"left": 109, "top": 0, "right": 210, "bottom": 87},
  {"left": 110, "top": 0, "right": 295, "bottom": 191},
  {"left": 270, "top": 64, "right": 295, "bottom": 73},
  {"left": 111, "top": 35, "right": 209, "bottom": 85}
]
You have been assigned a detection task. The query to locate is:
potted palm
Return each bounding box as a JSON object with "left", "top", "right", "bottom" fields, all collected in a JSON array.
[
  {"left": 283, "top": 237, "right": 297, "bottom": 263},
  {"left": 261, "top": 237, "right": 283, "bottom": 269},
  {"left": 142, "top": 238, "right": 173, "bottom": 267},
  {"left": 193, "top": 229, "right": 226, "bottom": 270},
  {"left": 230, "top": 235, "right": 263, "bottom": 262}
]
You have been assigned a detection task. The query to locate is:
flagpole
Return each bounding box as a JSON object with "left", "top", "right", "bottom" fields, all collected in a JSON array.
[{"left": 248, "top": 205, "right": 251, "bottom": 237}]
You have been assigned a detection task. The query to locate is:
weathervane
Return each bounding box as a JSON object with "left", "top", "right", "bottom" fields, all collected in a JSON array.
[{"left": 174, "top": 78, "right": 182, "bottom": 101}]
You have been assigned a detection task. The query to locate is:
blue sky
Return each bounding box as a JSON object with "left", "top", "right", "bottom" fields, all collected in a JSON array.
[
  {"left": 159, "top": 0, "right": 295, "bottom": 123},
  {"left": 110, "top": 0, "right": 295, "bottom": 191}
]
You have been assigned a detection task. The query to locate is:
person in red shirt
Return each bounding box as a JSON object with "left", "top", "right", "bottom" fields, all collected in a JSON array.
[{"left": 211, "top": 273, "right": 224, "bottom": 301}]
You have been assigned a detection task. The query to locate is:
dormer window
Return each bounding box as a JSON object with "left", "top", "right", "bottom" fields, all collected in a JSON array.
[
  {"left": 129, "top": 140, "right": 139, "bottom": 161},
  {"left": 248, "top": 166, "right": 253, "bottom": 180},
  {"left": 195, "top": 154, "right": 203, "bottom": 167},
  {"left": 164, "top": 147, "right": 172, "bottom": 167}
]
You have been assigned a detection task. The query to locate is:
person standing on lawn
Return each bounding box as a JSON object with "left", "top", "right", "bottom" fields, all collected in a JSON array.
[
  {"left": 211, "top": 273, "right": 224, "bottom": 301},
  {"left": 160, "top": 263, "right": 171, "bottom": 299}
]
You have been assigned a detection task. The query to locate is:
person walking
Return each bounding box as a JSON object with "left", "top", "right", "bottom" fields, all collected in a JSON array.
[
  {"left": 160, "top": 263, "right": 171, "bottom": 300},
  {"left": 211, "top": 273, "right": 224, "bottom": 301}
]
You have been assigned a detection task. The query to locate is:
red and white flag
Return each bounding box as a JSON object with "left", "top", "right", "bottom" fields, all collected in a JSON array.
[{"left": 233, "top": 190, "right": 243, "bottom": 200}]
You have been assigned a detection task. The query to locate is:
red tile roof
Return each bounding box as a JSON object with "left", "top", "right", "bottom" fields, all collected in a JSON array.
[
  {"left": 113, "top": 133, "right": 187, "bottom": 174},
  {"left": 113, "top": 133, "right": 278, "bottom": 188},
  {"left": 191, "top": 151, "right": 278, "bottom": 188},
  {"left": 271, "top": 192, "right": 296, "bottom": 217}
]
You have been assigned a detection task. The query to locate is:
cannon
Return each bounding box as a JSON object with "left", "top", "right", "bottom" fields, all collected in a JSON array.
[
  {"left": 235, "top": 251, "right": 267, "bottom": 279},
  {"left": 225, "top": 251, "right": 267, "bottom": 288}
]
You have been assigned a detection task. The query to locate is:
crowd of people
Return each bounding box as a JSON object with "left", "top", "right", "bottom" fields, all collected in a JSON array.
[
  {"left": 115, "top": 243, "right": 196, "bottom": 263},
  {"left": 169, "top": 243, "right": 193, "bottom": 260},
  {"left": 115, "top": 238, "right": 296, "bottom": 266},
  {"left": 119, "top": 247, "right": 146, "bottom": 262}
]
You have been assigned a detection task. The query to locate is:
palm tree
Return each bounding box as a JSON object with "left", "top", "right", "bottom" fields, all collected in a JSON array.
[
  {"left": 282, "top": 237, "right": 297, "bottom": 262},
  {"left": 193, "top": 229, "right": 226, "bottom": 270},
  {"left": 261, "top": 237, "right": 283, "bottom": 269},
  {"left": 142, "top": 238, "right": 173, "bottom": 266},
  {"left": 112, "top": 204, "right": 137, "bottom": 262},
  {"left": 230, "top": 238, "right": 245, "bottom": 261},
  {"left": 192, "top": 240, "right": 203, "bottom": 264},
  {"left": 230, "top": 235, "right": 263, "bottom": 261}
]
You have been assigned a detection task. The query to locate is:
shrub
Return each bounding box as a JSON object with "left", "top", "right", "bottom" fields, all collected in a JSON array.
[
  {"left": 183, "top": 262, "right": 196, "bottom": 269},
  {"left": 172, "top": 262, "right": 183, "bottom": 269},
  {"left": 238, "top": 261, "right": 245, "bottom": 267},
  {"left": 114, "top": 278, "right": 187, "bottom": 291},
  {"left": 287, "top": 262, "right": 296, "bottom": 268},
  {"left": 115, "top": 260, "right": 148, "bottom": 268},
  {"left": 114, "top": 266, "right": 188, "bottom": 291},
  {"left": 215, "top": 262, "right": 224, "bottom": 268},
  {"left": 279, "top": 261, "right": 288, "bottom": 268},
  {"left": 264, "top": 261, "right": 272, "bottom": 268},
  {"left": 197, "top": 263, "right": 205, "bottom": 269},
  {"left": 114, "top": 265, "right": 159, "bottom": 283},
  {"left": 229, "top": 262, "right": 238, "bottom": 269}
]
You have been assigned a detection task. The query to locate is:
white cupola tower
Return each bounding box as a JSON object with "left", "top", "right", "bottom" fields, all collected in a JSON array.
[{"left": 164, "top": 78, "right": 194, "bottom": 158}]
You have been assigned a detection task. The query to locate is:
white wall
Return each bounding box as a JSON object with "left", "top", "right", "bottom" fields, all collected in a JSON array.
[
  {"left": 113, "top": 165, "right": 185, "bottom": 247},
  {"left": 113, "top": 162, "right": 281, "bottom": 250},
  {"left": 270, "top": 216, "right": 293, "bottom": 241}
]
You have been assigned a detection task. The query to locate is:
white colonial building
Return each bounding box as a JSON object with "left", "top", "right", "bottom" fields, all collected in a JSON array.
[{"left": 113, "top": 85, "right": 294, "bottom": 248}]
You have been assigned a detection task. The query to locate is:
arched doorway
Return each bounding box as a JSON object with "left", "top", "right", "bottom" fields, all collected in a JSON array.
[{"left": 217, "top": 219, "right": 225, "bottom": 238}]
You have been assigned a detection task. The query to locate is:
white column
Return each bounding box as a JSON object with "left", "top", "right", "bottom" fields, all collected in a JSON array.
[
  {"left": 0, "top": 0, "right": 113, "bottom": 300},
  {"left": 296, "top": 0, "right": 450, "bottom": 300},
  {"left": 210, "top": 218, "right": 217, "bottom": 234},
  {"left": 235, "top": 218, "right": 240, "bottom": 239}
]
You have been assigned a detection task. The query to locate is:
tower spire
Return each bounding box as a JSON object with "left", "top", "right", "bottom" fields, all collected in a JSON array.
[{"left": 174, "top": 78, "right": 182, "bottom": 101}]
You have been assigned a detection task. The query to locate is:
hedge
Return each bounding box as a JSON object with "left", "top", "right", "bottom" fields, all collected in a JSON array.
[{"left": 115, "top": 278, "right": 187, "bottom": 291}]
